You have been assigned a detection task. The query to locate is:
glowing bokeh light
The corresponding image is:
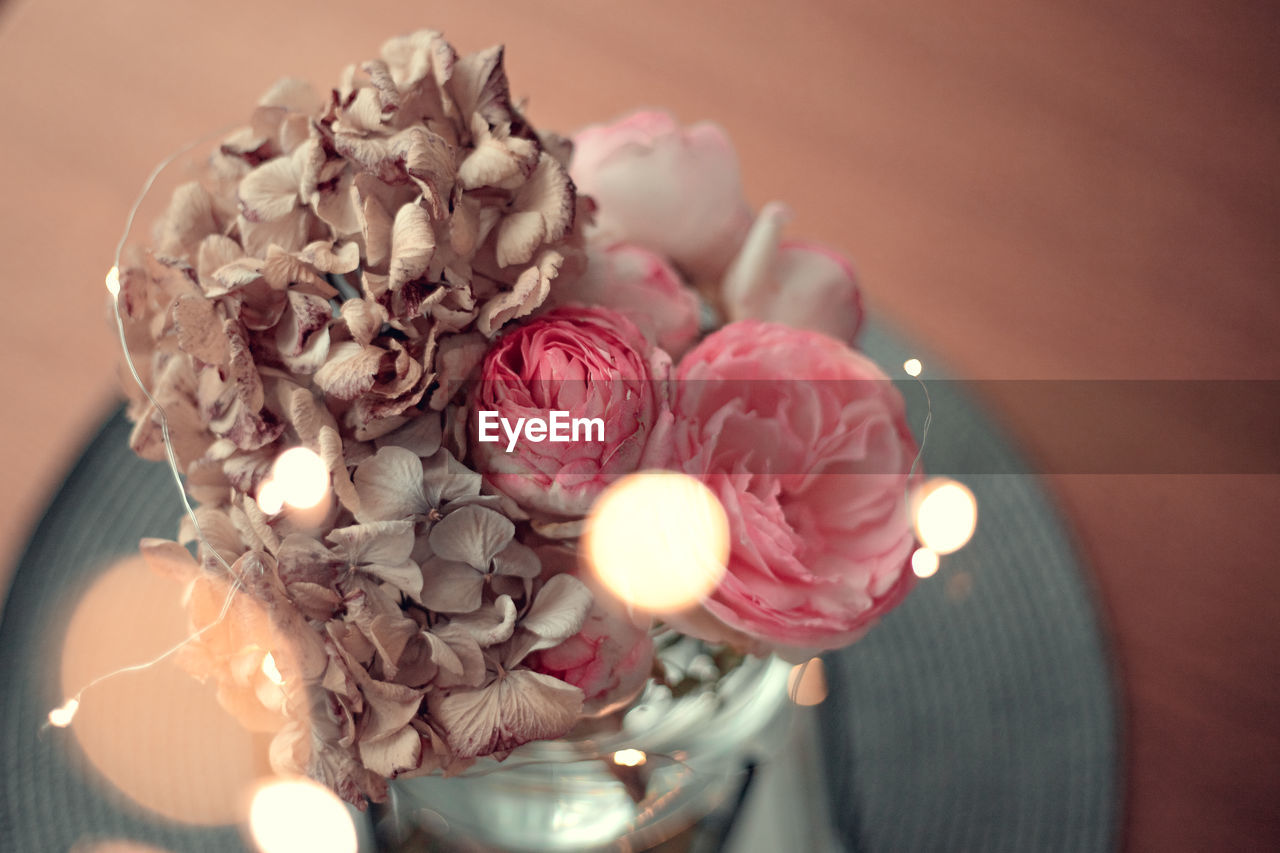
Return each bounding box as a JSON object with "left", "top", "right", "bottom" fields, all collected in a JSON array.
[
  {"left": 248, "top": 777, "right": 357, "bottom": 853},
  {"left": 584, "top": 472, "right": 729, "bottom": 613},
  {"left": 913, "top": 478, "right": 977, "bottom": 555},
  {"left": 612, "top": 749, "right": 647, "bottom": 767},
  {"left": 271, "top": 447, "right": 329, "bottom": 509},
  {"left": 48, "top": 697, "right": 80, "bottom": 728},
  {"left": 260, "top": 652, "right": 284, "bottom": 686},
  {"left": 903, "top": 357, "right": 923, "bottom": 377},
  {"left": 105, "top": 266, "right": 121, "bottom": 297},
  {"left": 71, "top": 840, "right": 175, "bottom": 853},
  {"left": 911, "top": 547, "right": 940, "bottom": 578},
  {"left": 256, "top": 479, "right": 285, "bottom": 515},
  {"left": 787, "top": 658, "right": 828, "bottom": 706},
  {"left": 60, "top": 557, "right": 274, "bottom": 824}
]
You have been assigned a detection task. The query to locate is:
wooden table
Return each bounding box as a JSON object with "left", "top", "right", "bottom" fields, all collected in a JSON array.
[{"left": 1, "top": 1, "right": 1276, "bottom": 849}]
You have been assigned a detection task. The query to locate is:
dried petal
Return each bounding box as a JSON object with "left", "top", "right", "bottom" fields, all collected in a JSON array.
[{"left": 429, "top": 670, "right": 583, "bottom": 759}]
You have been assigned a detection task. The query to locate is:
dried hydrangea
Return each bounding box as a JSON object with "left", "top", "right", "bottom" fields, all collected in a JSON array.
[{"left": 126, "top": 30, "right": 601, "bottom": 806}]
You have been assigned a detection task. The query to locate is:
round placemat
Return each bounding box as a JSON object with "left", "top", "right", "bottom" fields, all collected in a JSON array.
[{"left": 0, "top": 322, "right": 1120, "bottom": 852}]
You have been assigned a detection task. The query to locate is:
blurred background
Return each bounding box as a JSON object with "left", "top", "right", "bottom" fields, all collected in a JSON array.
[{"left": 0, "top": 1, "right": 1276, "bottom": 850}]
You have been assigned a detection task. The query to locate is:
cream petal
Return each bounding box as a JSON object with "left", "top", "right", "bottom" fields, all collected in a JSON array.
[
  {"left": 359, "top": 725, "right": 422, "bottom": 778},
  {"left": 447, "top": 595, "right": 517, "bottom": 646},
  {"left": 428, "top": 670, "right": 583, "bottom": 759},
  {"left": 139, "top": 538, "right": 200, "bottom": 584},
  {"left": 172, "top": 294, "right": 230, "bottom": 365},
  {"left": 239, "top": 156, "right": 301, "bottom": 223},
  {"left": 389, "top": 202, "right": 436, "bottom": 291},
  {"left": 314, "top": 341, "right": 383, "bottom": 401},
  {"left": 328, "top": 519, "right": 415, "bottom": 566},
  {"left": 375, "top": 411, "right": 443, "bottom": 458},
  {"left": 419, "top": 559, "right": 483, "bottom": 613},
  {"left": 519, "top": 574, "right": 592, "bottom": 651},
  {"left": 353, "top": 445, "right": 430, "bottom": 522},
  {"left": 428, "top": 505, "right": 514, "bottom": 569}
]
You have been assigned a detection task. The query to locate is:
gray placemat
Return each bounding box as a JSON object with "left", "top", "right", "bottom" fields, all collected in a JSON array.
[
  {"left": 817, "top": 323, "right": 1120, "bottom": 852},
  {"left": 0, "top": 322, "right": 1120, "bottom": 852}
]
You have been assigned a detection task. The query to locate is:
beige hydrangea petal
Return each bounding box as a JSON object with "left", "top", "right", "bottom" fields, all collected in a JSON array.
[
  {"left": 518, "top": 574, "right": 593, "bottom": 653},
  {"left": 419, "top": 559, "right": 483, "bottom": 613},
  {"left": 238, "top": 209, "right": 312, "bottom": 257},
  {"left": 239, "top": 156, "right": 302, "bottom": 223},
  {"left": 172, "top": 294, "right": 230, "bottom": 365},
  {"left": 353, "top": 445, "right": 430, "bottom": 522},
  {"left": 315, "top": 341, "right": 383, "bottom": 401},
  {"left": 354, "top": 174, "right": 395, "bottom": 270},
  {"left": 389, "top": 202, "right": 436, "bottom": 291},
  {"left": 380, "top": 29, "right": 455, "bottom": 91},
  {"left": 476, "top": 250, "right": 561, "bottom": 336},
  {"left": 446, "top": 46, "right": 512, "bottom": 126},
  {"left": 339, "top": 297, "right": 388, "bottom": 347},
  {"left": 447, "top": 595, "right": 517, "bottom": 646},
  {"left": 139, "top": 538, "right": 200, "bottom": 584},
  {"left": 396, "top": 128, "right": 456, "bottom": 220},
  {"left": 427, "top": 505, "right": 514, "bottom": 569},
  {"left": 495, "top": 153, "right": 572, "bottom": 267},
  {"left": 359, "top": 725, "right": 422, "bottom": 778},
  {"left": 374, "top": 412, "right": 443, "bottom": 458},
  {"left": 318, "top": 425, "right": 362, "bottom": 515},
  {"left": 258, "top": 77, "right": 324, "bottom": 113},
  {"left": 159, "top": 181, "right": 219, "bottom": 257},
  {"left": 426, "top": 625, "right": 486, "bottom": 689},
  {"left": 428, "top": 669, "right": 583, "bottom": 759},
  {"left": 428, "top": 332, "right": 488, "bottom": 408},
  {"left": 458, "top": 114, "right": 538, "bottom": 190},
  {"left": 196, "top": 234, "right": 245, "bottom": 293}
]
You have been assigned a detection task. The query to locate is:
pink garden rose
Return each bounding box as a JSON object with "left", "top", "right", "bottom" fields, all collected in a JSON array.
[
  {"left": 571, "top": 111, "right": 753, "bottom": 284},
  {"left": 546, "top": 243, "right": 701, "bottom": 358},
  {"left": 722, "top": 203, "right": 864, "bottom": 343},
  {"left": 471, "top": 306, "right": 673, "bottom": 518},
  {"left": 573, "top": 113, "right": 863, "bottom": 341},
  {"left": 669, "top": 321, "right": 918, "bottom": 652},
  {"left": 528, "top": 604, "right": 655, "bottom": 716}
]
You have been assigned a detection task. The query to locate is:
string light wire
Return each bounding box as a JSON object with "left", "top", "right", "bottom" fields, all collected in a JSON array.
[{"left": 49, "top": 127, "right": 253, "bottom": 730}]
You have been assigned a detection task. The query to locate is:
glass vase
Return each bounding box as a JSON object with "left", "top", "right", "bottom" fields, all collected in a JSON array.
[{"left": 374, "top": 652, "right": 794, "bottom": 852}]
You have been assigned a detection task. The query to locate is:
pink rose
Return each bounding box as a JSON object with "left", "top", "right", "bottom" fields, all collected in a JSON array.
[
  {"left": 722, "top": 203, "right": 864, "bottom": 343},
  {"left": 546, "top": 243, "right": 701, "bottom": 358},
  {"left": 528, "top": 605, "right": 654, "bottom": 716},
  {"left": 669, "top": 321, "right": 918, "bottom": 653},
  {"left": 471, "top": 306, "right": 673, "bottom": 518},
  {"left": 571, "top": 111, "right": 753, "bottom": 284}
]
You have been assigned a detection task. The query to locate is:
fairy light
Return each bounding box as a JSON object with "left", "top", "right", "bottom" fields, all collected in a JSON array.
[
  {"left": 49, "top": 128, "right": 250, "bottom": 733},
  {"left": 612, "top": 749, "right": 647, "bottom": 767},
  {"left": 911, "top": 547, "right": 940, "bottom": 578},
  {"left": 260, "top": 653, "right": 284, "bottom": 686},
  {"left": 256, "top": 480, "right": 285, "bottom": 516},
  {"left": 269, "top": 447, "right": 329, "bottom": 509},
  {"left": 47, "top": 698, "right": 80, "bottom": 728},
  {"left": 903, "top": 357, "right": 922, "bottom": 377},
  {"left": 584, "top": 472, "right": 729, "bottom": 613},
  {"left": 247, "top": 777, "right": 357, "bottom": 853},
  {"left": 913, "top": 478, "right": 978, "bottom": 554}
]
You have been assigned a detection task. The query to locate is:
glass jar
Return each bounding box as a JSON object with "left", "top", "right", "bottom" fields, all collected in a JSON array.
[{"left": 375, "top": 652, "right": 794, "bottom": 852}]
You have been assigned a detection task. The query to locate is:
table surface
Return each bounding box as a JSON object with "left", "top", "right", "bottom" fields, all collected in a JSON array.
[{"left": 0, "top": 1, "right": 1276, "bottom": 850}]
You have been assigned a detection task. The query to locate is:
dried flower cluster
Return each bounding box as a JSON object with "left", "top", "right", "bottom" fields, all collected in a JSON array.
[
  {"left": 124, "top": 31, "right": 596, "bottom": 804},
  {"left": 121, "top": 30, "right": 920, "bottom": 807}
]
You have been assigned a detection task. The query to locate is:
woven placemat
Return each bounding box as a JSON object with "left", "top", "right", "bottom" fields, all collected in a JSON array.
[{"left": 0, "top": 323, "right": 1120, "bottom": 852}]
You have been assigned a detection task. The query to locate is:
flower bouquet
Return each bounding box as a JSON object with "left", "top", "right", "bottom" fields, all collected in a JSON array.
[{"left": 116, "top": 29, "right": 919, "bottom": 847}]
